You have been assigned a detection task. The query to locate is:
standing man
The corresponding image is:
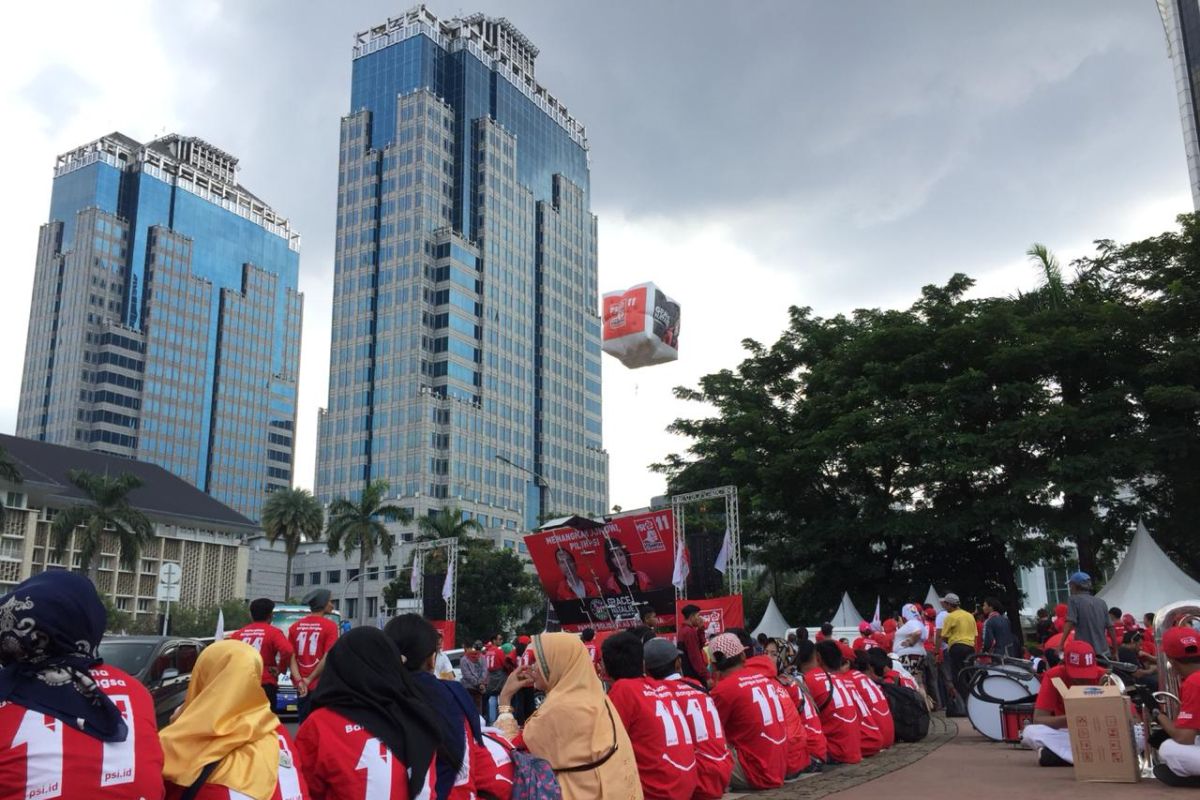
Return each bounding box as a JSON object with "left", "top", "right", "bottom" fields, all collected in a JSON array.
[
  {"left": 1060, "top": 572, "right": 1117, "bottom": 660},
  {"left": 483, "top": 631, "right": 507, "bottom": 723},
  {"left": 227, "top": 597, "right": 294, "bottom": 712},
  {"left": 677, "top": 603, "right": 709, "bottom": 684},
  {"left": 936, "top": 592, "right": 976, "bottom": 708},
  {"left": 460, "top": 640, "right": 488, "bottom": 713},
  {"left": 287, "top": 587, "right": 340, "bottom": 723},
  {"left": 981, "top": 597, "right": 1018, "bottom": 659}
]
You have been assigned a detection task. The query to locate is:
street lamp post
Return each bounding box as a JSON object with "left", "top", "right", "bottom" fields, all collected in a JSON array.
[{"left": 494, "top": 454, "right": 553, "bottom": 523}]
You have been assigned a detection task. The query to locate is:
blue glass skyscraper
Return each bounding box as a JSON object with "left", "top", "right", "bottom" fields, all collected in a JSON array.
[
  {"left": 316, "top": 7, "right": 608, "bottom": 541},
  {"left": 17, "top": 133, "right": 303, "bottom": 520}
]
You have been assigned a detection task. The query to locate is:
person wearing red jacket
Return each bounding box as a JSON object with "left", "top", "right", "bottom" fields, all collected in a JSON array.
[
  {"left": 790, "top": 662, "right": 829, "bottom": 765},
  {"left": 848, "top": 652, "right": 894, "bottom": 752},
  {"left": 603, "top": 632, "right": 699, "bottom": 800},
  {"left": 295, "top": 628, "right": 441, "bottom": 799},
  {"left": 228, "top": 598, "right": 294, "bottom": 712},
  {"left": 709, "top": 633, "right": 788, "bottom": 790},
  {"left": 644, "top": 639, "right": 733, "bottom": 800},
  {"left": 802, "top": 640, "right": 862, "bottom": 764},
  {"left": 287, "top": 589, "right": 340, "bottom": 723}
]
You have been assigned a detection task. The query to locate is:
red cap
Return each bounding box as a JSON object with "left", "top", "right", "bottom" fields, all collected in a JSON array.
[
  {"left": 924, "top": 608, "right": 936, "bottom": 620},
  {"left": 858, "top": 622, "right": 873, "bottom": 634},
  {"left": 837, "top": 641, "right": 856, "bottom": 662},
  {"left": 1063, "top": 640, "right": 1105, "bottom": 682},
  {"left": 1163, "top": 626, "right": 1200, "bottom": 660},
  {"left": 516, "top": 635, "right": 531, "bottom": 645},
  {"left": 883, "top": 619, "right": 897, "bottom": 633}
]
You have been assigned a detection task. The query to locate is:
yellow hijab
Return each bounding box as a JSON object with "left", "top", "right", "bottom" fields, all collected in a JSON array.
[
  {"left": 160, "top": 639, "right": 281, "bottom": 799},
  {"left": 522, "top": 633, "right": 642, "bottom": 800}
]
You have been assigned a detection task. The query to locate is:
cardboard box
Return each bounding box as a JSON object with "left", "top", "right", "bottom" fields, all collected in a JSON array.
[{"left": 1052, "top": 677, "right": 1140, "bottom": 783}]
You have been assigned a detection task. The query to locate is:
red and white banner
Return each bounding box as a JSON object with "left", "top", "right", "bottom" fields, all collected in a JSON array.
[
  {"left": 675, "top": 596, "right": 744, "bottom": 639},
  {"left": 430, "top": 620, "right": 456, "bottom": 649},
  {"left": 525, "top": 509, "right": 675, "bottom": 631}
]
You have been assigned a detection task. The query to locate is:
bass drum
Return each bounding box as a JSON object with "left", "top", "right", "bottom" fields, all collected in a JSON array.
[{"left": 966, "top": 670, "right": 1040, "bottom": 742}]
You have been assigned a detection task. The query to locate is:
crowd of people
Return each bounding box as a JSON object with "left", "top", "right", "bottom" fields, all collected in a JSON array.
[{"left": 3, "top": 569, "right": 1199, "bottom": 798}]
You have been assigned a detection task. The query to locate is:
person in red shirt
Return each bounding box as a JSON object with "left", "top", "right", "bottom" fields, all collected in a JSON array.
[
  {"left": 848, "top": 652, "right": 894, "bottom": 752},
  {"left": 1154, "top": 626, "right": 1200, "bottom": 785},
  {"left": 161, "top": 640, "right": 309, "bottom": 800},
  {"left": 644, "top": 639, "right": 733, "bottom": 800},
  {"left": 790, "top": 662, "right": 829, "bottom": 765},
  {"left": 677, "top": 605, "right": 709, "bottom": 684},
  {"left": 474, "top": 729, "right": 517, "bottom": 800},
  {"left": 288, "top": 588, "right": 340, "bottom": 723},
  {"left": 228, "top": 597, "right": 294, "bottom": 712},
  {"left": 708, "top": 632, "right": 788, "bottom": 790},
  {"left": 1020, "top": 639, "right": 1108, "bottom": 766},
  {"left": 736, "top": 631, "right": 810, "bottom": 779},
  {"left": 602, "top": 632, "right": 699, "bottom": 800},
  {"left": 580, "top": 627, "right": 602, "bottom": 675},
  {"left": 0, "top": 571, "right": 165, "bottom": 800},
  {"left": 296, "top": 627, "right": 443, "bottom": 800},
  {"left": 801, "top": 640, "right": 862, "bottom": 764},
  {"left": 851, "top": 622, "right": 879, "bottom": 653}
]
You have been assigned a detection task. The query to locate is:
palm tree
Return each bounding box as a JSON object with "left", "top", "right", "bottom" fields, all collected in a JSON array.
[
  {"left": 417, "top": 505, "right": 484, "bottom": 541},
  {"left": 0, "top": 444, "right": 23, "bottom": 524},
  {"left": 261, "top": 487, "right": 325, "bottom": 600},
  {"left": 326, "top": 479, "right": 411, "bottom": 627},
  {"left": 1026, "top": 242, "right": 1067, "bottom": 309},
  {"left": 51, "top": 470, "right": 154, "bottom": 589}
]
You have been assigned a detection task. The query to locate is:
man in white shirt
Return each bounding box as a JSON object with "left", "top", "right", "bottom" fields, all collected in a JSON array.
[{"left": 894, "top": 603, "right": 929, "bottom": 698}]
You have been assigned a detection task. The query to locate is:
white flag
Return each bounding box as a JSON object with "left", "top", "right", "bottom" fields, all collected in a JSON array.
[
  {"left": 410, "top": 551, "right": 422, "bottom": 594},
  {"left": 871, "top": 597, "right": 882, "bottom": 631},
  {"left": 214, "top": 609, "right": 225, "bottom": 641},
  {"left": 714, "top": 527, "right": 731, "bottom": 574},
  {"left": 672, "top": 540, "right": 690, "bottom": 590},
  {"left": 442, "top": 555, "right": 455, "bottom": 602}
]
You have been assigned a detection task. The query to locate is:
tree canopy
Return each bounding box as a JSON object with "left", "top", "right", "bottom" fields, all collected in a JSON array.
[{"left": 657, "top": 214, "right": 1200, "bottom": 625}]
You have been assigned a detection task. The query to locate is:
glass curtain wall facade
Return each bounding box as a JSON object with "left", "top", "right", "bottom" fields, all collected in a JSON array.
[
  {"left": 17, "top": 133, "right": 303, "bottom": 520},
  {"left": 1160, "top": 0, "right": 1200, "bottom": 208},
  {"left": 317, "top": 7, "right": 608, "bottom": 539}
]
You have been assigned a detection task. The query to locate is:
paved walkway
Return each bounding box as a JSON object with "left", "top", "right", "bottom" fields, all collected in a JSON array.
[{"left": 728, "top": 714, "right": 1182, "bottom": 799}]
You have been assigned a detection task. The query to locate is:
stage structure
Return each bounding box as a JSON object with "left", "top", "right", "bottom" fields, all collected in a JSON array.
[
  {"left": 671, "top": 485, "right": 742, "bottom": 600},
  {"left": 409, "top": 536, "right": 460, "bottom": 621}
]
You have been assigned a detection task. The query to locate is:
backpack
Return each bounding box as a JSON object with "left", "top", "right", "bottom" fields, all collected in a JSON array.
[
  {"left": 509, "top": 750, "right": 563, "bottom": 800},
  {"left": 880, "top": 682, "right": 930, "bottom": 742}
]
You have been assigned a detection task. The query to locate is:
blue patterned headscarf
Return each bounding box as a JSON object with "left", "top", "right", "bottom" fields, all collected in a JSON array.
[{"left": 0, "top": 571, "right": 128, "bottom": 742}]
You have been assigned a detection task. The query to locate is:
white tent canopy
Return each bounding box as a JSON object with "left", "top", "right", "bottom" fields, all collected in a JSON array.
[
  {"left": 751, "top": 597, "right": 792, "bottom": 640},
  {"left": 1098, "top": 521, "right": 1200, "bottom": 615},
  {"left": 830, "top": 591, "right": 866, "bottom": 627},
  {"left": 924, "top": 584, "right": 941, "bottom": 608}
]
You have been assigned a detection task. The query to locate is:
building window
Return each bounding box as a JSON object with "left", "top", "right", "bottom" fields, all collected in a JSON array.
[
  {"left": 327, "top": 570, "right": 341, "bottom": 584},
  {"left": 384, "top": 566, "right": 397, "bottom": 580},
  {"left": 137, "top": 598, "right": 151, "bottom": 612},
  {"left": 115, "top": 597, "right": 130, "bottom": 611},
  {"left": 246, "top": 569, "right": 253, "bottom": 583},
  {"left": 5, "top": 492, "right": 25, "bottom": 508},
  {"left": 310, "top": 571, "right": 321, "bottom": 585},
  {"left": 367, "top": 596, "right": 378, "bottom": 618},
  {"left": 294, "top": 573, "right": 305, "bottom": 586},
  {"left": 367, "top": 567, "right": 379, "bottom": 581},
  {"left": 347, "top": 568, "right": 360, "bottom": 582}
]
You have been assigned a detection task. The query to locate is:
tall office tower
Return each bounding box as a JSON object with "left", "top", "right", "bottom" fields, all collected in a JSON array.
[
  {"left": 1160, "top": 0, "right": 1200, "bottom": 208},
  {"left": 317, "top": 6, "right": 608, "bottom": 543},
  {"left": 17, "top": 133, "right": 303, "bottom": 521}
]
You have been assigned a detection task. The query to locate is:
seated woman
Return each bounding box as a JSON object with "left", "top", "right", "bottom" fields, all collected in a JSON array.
[
  {"left": 708, "top": 633, "right": 788, "bottom": 790},
  {"left": 801, "top": 640, "right": 862, "bottom": 765},
  {"left": 161, "top": 640, "right": 308, "bottom": 799},
  {"left": 386, "top": 614, "right": 486, "bottom": 800},
  {"left": 602, "top": 539, "right": 651, "bottom": 596},
  {"left": 495, "top": 633, "right": 642, "bottom": 799},
  {"left": 0, "top": 572, "right": 164, "bottom": 800},
  {"left": 295, "top": 627, "right": 442, "bottom": 799}
]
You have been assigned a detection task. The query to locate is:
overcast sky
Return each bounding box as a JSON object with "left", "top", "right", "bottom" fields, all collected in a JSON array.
[{"left": 0, "top": 1, "right": 1190, "bottom": 511}]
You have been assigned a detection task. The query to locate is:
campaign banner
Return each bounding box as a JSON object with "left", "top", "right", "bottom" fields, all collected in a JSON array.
[
  {"left": 525, "top": 509, "right": 676, "bottom": 631},
  {"left": 676, "top": 595, "right": 744, "bottom": 639},
  {"left": 430, "top": 619, "right": 456, "bottom": 650}
]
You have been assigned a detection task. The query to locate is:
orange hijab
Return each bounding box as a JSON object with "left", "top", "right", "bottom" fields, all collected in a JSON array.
[
  {"left": 160, "top": 640, "right": 280, "bottom": 799},
  {"left": 522, "top": 633, "right": 641, "bottom": 800}
]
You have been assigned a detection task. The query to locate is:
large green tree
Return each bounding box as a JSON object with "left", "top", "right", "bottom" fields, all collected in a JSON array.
[
  {"left": 326, "top": 479, "right": 411, "bottom": 627},
  {"left": 261, "top": 487, "right": 325, "bottom": 600},
  {"left": 657, "top": 217, "right": 1200, "bottom": 626},
  {"left": 50, "top": 470, "right": 155, "bottom": 587}
]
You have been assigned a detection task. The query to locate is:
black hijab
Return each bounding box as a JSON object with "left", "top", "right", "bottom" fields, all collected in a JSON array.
[
  {"left": 310, "top": 627, "right": 443, "bottom": 797},
  {"left": 0, "top": 571, "right": 127, "bottom": 742}
]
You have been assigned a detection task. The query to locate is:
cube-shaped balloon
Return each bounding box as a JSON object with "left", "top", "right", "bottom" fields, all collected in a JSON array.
[{"left": 601, "top": 282, "right": 680, "bottom": 368}]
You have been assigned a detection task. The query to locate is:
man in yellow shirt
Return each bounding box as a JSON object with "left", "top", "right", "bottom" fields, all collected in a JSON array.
[{"left": 936, "top": 592, "right": 977, "bottom": 707}]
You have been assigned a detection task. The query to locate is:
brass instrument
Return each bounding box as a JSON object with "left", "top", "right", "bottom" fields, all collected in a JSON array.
[{"left": 1154, "top": 600, "right": 1200, "bottom": 718}]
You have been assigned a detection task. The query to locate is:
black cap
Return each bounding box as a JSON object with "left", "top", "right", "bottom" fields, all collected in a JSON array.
[
  {"left": 303, "top": 588, "right": 331, "bottom": 611},
  {"left": 644, "top": 638, "right": 683, "bottom": 670}
]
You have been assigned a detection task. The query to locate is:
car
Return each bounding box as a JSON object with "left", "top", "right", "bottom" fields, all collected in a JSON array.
[
  {"left": 269, "top": 604, "right": 343, "bottom": 717},
  {"left": 98, "top": 635, "right": 205, "bottom": 727}
]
